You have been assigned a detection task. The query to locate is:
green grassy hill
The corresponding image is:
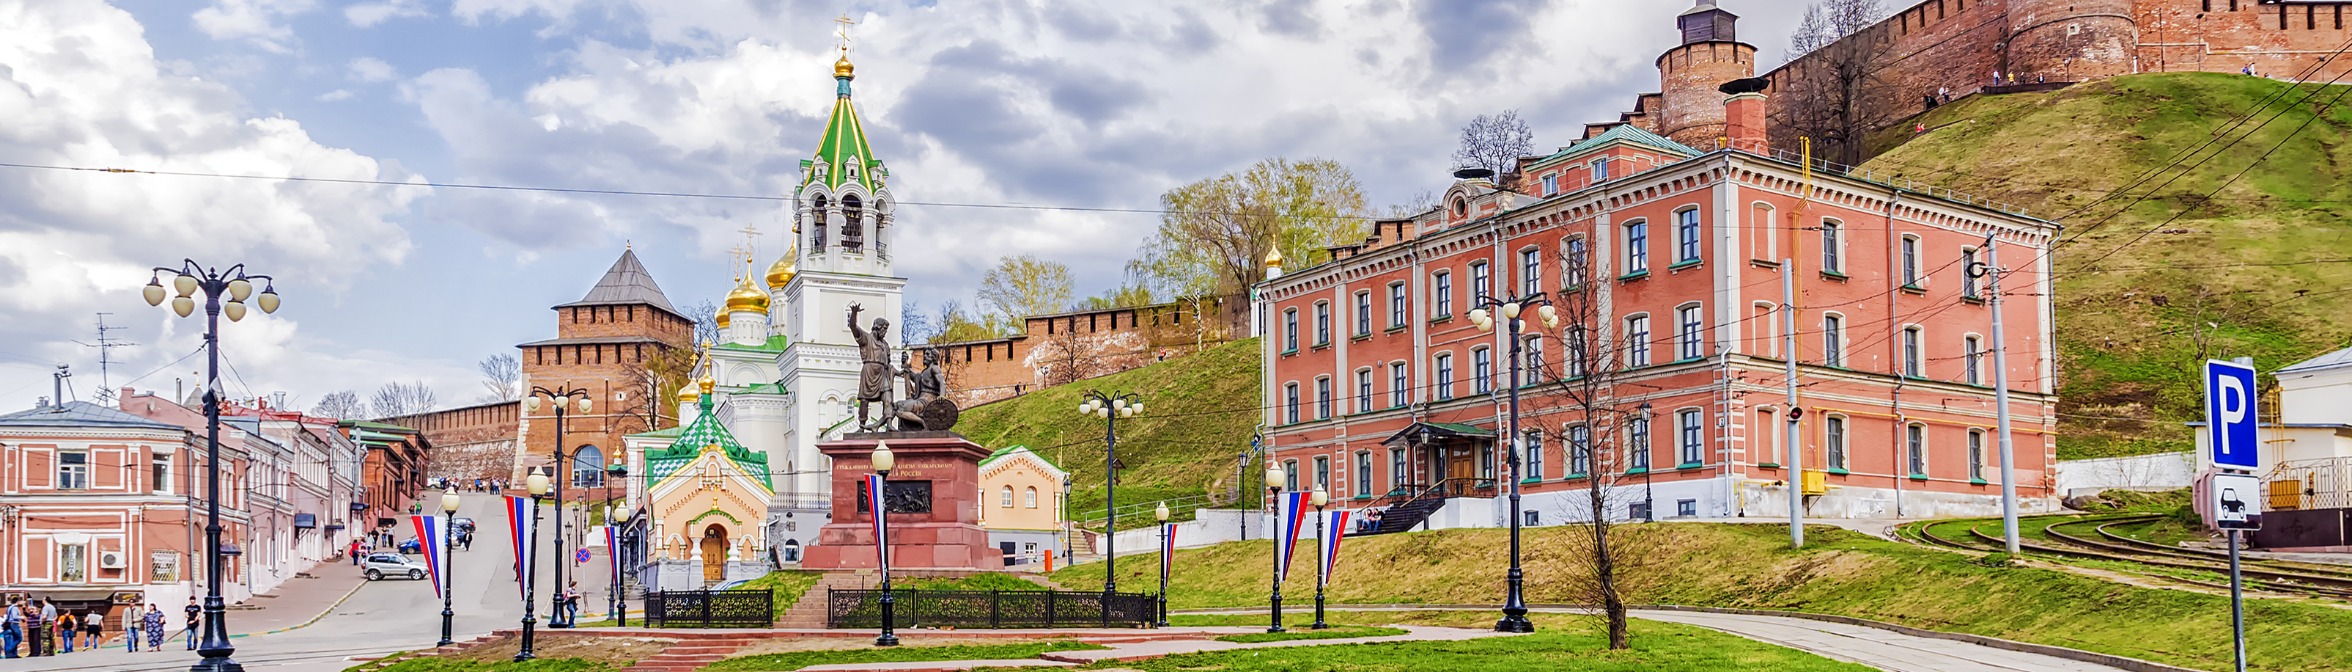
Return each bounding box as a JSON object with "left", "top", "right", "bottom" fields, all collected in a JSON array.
[
  {"left": 1055, "top": 522, "right": 2352, "bottom": 672},
  {"left": 955, "top": 338, "right": 1263, "bottom": 517},
  {"left": 1862, "top": 73, "right": 2352, "bottom": 458}
]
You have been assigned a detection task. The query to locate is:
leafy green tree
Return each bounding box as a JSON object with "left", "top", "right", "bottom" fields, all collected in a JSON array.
[
  {"left": 978, "top": 254, "right": 1076, "bottom": 330},
  {"left": 1128, "top": 157, "right": 1368, "bottom": 302}
]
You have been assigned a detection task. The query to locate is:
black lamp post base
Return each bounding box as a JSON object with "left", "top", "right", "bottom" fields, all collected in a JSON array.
[
  {"left": 1494, "top": 612, "right": 1535, "bottom": 633},
  {"left": 191, "top": 655, "right": 245, "bottom": 672},
  {"left": 875, "top": 633, "right": 899, "bottom": 647}
]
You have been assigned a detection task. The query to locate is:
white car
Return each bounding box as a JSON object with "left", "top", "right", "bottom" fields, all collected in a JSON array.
[{"left": 361, "top": 552, "right": 432, "bottom": 581}]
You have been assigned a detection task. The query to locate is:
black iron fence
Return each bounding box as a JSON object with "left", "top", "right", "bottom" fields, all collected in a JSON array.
[
  {"left": 826, "top": 588, "right": 1157, "bottom": 629},
  {"left": 644, "top": 588, "right": 773, "bottom": 628}
]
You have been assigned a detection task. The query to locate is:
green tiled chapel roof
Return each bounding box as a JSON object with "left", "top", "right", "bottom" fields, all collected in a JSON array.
[{"left": 644, "top": 394, "right": 772, "bottom": 493}]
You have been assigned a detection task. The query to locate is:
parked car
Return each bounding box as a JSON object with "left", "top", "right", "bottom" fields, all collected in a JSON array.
[
  {"left": 362, "top": 553, "right": 432, "bottom": 581},
  {"left": 453, "top": 517, "right": 477, "bottom": 533},
  {"left": 397, "top": 537, "right": 423, "bottom": 554}
]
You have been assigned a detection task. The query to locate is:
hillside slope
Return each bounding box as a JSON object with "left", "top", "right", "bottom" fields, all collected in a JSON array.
[
  {"left": 955, "top": 338, "right": 1262, "bottom": 514},
  {"left": 1862, "top": 73, "right": 2352, "bottom": 458}
]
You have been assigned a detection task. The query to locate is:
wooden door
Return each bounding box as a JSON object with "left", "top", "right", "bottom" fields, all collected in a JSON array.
[
  {"left": 1445, "top": 446, "right": 1476, "bottom": 494},
  {"left": 700, "top": 525, "right": 726, "bottom": 582}
]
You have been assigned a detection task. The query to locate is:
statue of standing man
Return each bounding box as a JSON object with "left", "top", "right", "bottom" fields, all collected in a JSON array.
[{"left": 848, "top": 303, "right": 892, "bottom": 430}]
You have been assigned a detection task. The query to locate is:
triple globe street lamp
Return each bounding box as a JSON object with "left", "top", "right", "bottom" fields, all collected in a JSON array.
[
  {"left": 1076, "top": 391, "right": 1143, "bottom": 608},
  {"left": 143, "top": 260, "right": 280, "bottom": 672},
  {"left": 525, "top": 387, "right": 593, "bottom": 629},
  {"left": 1470, "top": 293, "right": 1560, "bottom": 635}
]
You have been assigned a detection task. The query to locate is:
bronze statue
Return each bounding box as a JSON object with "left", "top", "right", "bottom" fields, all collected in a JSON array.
[
  {"left": 891, "top": 348, "right": 956, "bottom": 431},
  {"left": 848, "top": 303, "right": 893, "bottom": 429}
]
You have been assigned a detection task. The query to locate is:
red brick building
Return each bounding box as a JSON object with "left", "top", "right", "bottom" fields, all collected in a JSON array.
[
  {"left": 0, "top": 401, "right": 214, "bottom": 615},
  {"left": 1259, "top": 95, "right": 2059, "bottom": 525},
  {"left": 340, "top": 421, "right": 429, "bottom": 536}
]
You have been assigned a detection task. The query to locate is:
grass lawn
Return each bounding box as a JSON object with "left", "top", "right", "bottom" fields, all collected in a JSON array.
[
  {"left": 1095, "top": 616, "right": 1872, "bottom": 671},
  {"left": 703, "top": 641, "right": 1105, "bottom": 671},
  {"left": 732, "top": 570, "right": 822, "bottom": 622},
  {"left": 895, "top": 572, "right": 1047, "bottom": 592},
  {"left": 1213, "top": 625, "right": 1408, "bottom": 643},
  {"left": 1059, "top": 522, "right": 2352, "bottom": 672}
]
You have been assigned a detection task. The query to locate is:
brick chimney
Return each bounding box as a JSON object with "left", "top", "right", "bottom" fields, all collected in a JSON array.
[{"left": 1719, "top": 77, "right": 1770, "bottom": 154}]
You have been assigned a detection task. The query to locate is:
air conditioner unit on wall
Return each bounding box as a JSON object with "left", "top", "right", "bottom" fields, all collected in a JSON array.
[{"left": 99, "top": 551, "right": 125, "bottom": 569}]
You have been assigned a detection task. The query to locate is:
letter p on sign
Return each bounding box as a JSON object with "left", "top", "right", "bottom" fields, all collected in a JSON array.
[{"left": 2204, "top": 360, "right": 2261, "bottom": 471}]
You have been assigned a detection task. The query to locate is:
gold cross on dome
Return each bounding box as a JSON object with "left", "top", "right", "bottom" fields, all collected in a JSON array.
[{"left": 835, "top": 13, "right": 856, "bottom": 55}]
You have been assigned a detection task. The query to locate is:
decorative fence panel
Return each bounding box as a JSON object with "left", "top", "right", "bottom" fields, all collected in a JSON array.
[
  {"left": 644, "top": 588, "right": 773, "bottom": 628},
  {"left": 826, "top": 588, "right": 1156, "bottom": 629}
]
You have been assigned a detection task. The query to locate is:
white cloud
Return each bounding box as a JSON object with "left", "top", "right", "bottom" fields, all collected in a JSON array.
[
  {"left": 344, "top": 0, "right": 429, "bottom": 28},
  {"left": 0, "top": 0, "right": 425, "bottom": 409},
  {"left": 349, "top": 56, "right": 397, "bottom": 83},
  {"left": 317, "top": 88, "right": 355, "bottom": 101},
  {"left": 191, "top": 0, "right": 317, "bottom": 52}
]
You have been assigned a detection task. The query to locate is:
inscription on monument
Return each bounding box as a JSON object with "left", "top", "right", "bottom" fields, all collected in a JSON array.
[{"left": 855, "top": 480, "right": 934, "bottom": 514}]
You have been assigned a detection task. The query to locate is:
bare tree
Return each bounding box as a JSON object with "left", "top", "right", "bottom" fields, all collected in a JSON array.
[
  {"left": 900, "top": 302, "right": 940, "bottom": 344},
  {"left": 1383, "top": 189, "right": 1439, "bottom": 218},
  {"left": 369, "top": 381, "right": 439, "bottom": 418},
  {"left": 477, "top": 353, "right": 521, "bottom": 402},
  {"left": 1781, "top": 0, "right": 1891, "bottom": 165},
  {"left": 1511, "top": 246, "right": 1656, "bottom": 650},
  {"left": 684, "top": 300, "right": 721, "bottom": 347},
  {"left": 623, "top": 341, "right": 698, "bottom": 432},
  {"left": 310, "top": 390, "right": 368, "bottom": 419},
  {"left": 1451, "top": 110, "right": 1535, "bottom": 178}
]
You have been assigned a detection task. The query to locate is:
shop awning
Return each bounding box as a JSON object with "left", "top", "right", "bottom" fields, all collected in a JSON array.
[{"left": 1380, "top": 421, "right": 1496, "bottom": 447}]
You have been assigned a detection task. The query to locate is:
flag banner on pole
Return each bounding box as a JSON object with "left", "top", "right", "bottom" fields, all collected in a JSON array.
[
  {"left": 1273, "top": 491, "right": 1307, "bottom": 583},
  {"left": 1160, "top": 522, "right": 1176, "bottom": 579},
  {"left": 505, "top": 496, "right": 535, "bottom": 600},
  {"left": 409, "top": 515, "right": 445, "bottom": 598},
  {"left": 1318, "top": 510, "right": 1351, "bottom": 588},
  {"left": 866, "top": 474, "right": 889, "bottom": 572},
  {"left": 604, "top": 525, "right": 621, "bottom": 577}
]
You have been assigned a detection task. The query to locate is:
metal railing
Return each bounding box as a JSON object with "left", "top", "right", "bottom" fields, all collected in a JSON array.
[
  {"left": 643, "top": 588, "right": 774, "bottom": 628},
  {"left": 1755, "top": 147, "right": 2032, "bottom": 218},
  {"left": 1077, "top": 493, "right": 1218, "bottom": 528},
  {"left": 825, "top": 588, "right": 1157, "bottom": 629},
  {"left": 2268, "top": 457, "right": 2352, "bottom": 510}
]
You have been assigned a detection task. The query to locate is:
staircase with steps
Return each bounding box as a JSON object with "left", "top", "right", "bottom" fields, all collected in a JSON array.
[
  {"left": 622, "top": 635, "right": 757, "bottom": 672},
  {"left": 775, "top": 572, "right": 876, "bottom": 628}
]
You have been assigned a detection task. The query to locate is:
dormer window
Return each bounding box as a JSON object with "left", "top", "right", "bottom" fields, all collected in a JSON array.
[
  {"left": 846, "top": 156, "right": 861, "bottom": 180},
  {"left": 1451, "top": 198, "right": 1468, "bottom": 219},
  {"left": 1592, "top": 157, "right": 1612, "bottom": 182}
]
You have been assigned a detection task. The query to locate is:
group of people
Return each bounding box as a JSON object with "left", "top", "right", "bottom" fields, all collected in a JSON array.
[{"left": 1, "top": 596, "right": 200, "bottom": 658}]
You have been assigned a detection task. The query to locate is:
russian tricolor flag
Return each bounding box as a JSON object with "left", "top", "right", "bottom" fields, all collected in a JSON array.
[
  {"left": 1318, "top": 509, "right": 1351, "bottom": 588},
  {"left": 1272, "top": 491, "right": 1308, "bottom": 583},
  {"left": 505, "top": 496, "right": 534, "bottom": 599},
  {"left": 866, "top": 474, "right": 890, "bottom": 572},
  {"left": 408, "top": 514, "right": 446, "bottom": 598}
]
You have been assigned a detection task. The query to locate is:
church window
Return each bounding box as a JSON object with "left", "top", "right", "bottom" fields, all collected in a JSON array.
[
  {"left": 841, "top": 194, "right": 865, "bottom": 252},
  {"left": 1024, "top": 487, "right": 1037, "bottom": 508},
  {"left": 1000, "top": 486, "right": 1014, "bottom": 508},
  {"left": 810, "top": 194, "right": 830, "bottom": 250}
]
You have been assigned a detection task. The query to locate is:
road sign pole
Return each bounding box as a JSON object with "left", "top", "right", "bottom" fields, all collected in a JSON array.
[
  {"left": 2229, "top": 528, "right": 2246, "bottom": 672},
  {"left": 1986, "top": 237, "right": 2020, "bottom": 555}
]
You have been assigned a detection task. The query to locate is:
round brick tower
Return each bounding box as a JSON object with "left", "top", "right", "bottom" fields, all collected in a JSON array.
[
  {"left": 2005, "top": 0, "right": 2138, "bottom": 82},
  {"left": 1657, "top": 1, "right": 1757, "bottom": 150}
]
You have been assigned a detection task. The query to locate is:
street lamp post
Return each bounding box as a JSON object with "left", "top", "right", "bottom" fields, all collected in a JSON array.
[
  {"left": 1638, "top": 403, "right": 1655, "bottom": 522},
  {"left": 1060, "top": 472, "right": 1075, "bottom": 568},
  {"left": 438, "top": 488, "right": 461, "bottom": 646},
  {"left": 516, "top": 470, "right": 551, "bottom": 662},
  {"left": 144, "top": 260, "right": 280, "bottom": 672},
  {"left": 1309, "top": 488, "right": 1329, "bottom": 629},
  {"left": 526, "top": 387, "right": 592, "bottom": 629},
  {"left": 1263, "top": 466, "right": 1286, "bottom": 634},
  {"left": 1154, "top": 501, "right": 1171, "bottom": 628},
  {"left": 607, "top": 461, "right": 629, "bottom": 627},
  {"left": 1077, "top": 390, "right": 1143, "bottom": 612},
  {"left": 872, "top": 442, "right": 900, "bottom": 647},
  {"left": 1472, "top": 293, "right": 1559, "bottom": 635}
]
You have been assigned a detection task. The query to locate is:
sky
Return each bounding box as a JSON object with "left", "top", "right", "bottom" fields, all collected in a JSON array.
[{"left": 0, "top": 0, "right": 1805, "bottom": 414}]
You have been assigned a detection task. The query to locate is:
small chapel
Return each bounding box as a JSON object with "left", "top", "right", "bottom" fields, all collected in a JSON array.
[{"left": 625, "top": 37, "right": 913, "bottom": 587}]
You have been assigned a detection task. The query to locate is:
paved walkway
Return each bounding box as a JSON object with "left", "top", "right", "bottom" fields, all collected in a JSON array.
[
  {"left": 793, "top": 625, "right": 1506, "bottom": 671},
  {"left": 233, "top": 560, "right": 370, "bottom": 634}
]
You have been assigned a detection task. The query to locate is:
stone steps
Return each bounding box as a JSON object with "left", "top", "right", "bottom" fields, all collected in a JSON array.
[
  {"left": 775, "top": 572, "right": 876, "bottom": 628},
  {"left": 621, "top": 637, "right": 755, "bottom": 672}
]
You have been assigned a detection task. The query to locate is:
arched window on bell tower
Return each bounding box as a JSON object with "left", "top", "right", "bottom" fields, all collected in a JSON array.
[
  {"left": 809, "top": 193, "right": 830, "bottom": 251},
  {"left": 841, "top": 194, "right": 865, "bottom": 252}
]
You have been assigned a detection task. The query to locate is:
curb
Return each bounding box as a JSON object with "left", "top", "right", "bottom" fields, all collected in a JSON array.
[
  {"left": 1174, "top": 603, "right": 2200, "bottom": 672},
  {"left": 253, "top": 577, "right": 372, "bottom": 636}
]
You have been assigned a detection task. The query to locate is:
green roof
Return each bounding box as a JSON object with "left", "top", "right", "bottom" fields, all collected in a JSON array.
[
  {"left": 737, "top": 383, "right": 788, "bottom": 396},
  {"left": 628, "top": 426, "right": 685, "bottom": 440},
  {"left": 341, "top": 420, "right": 418, "bottom": 433},
  {"left": 644, "top": 394, "right": 772, "bottom": 493},
  {"left": 1426, "top": 422, "right": 1495, "bottom": 437},
  {"left": 1530, "top": 124, "right": 1701, "bottom": 170},
  {"left": 804, "top": 66, "right": 885, "bottom": 193},
  {"left": 713, "top": 334, "right": 791, "bottom": 354}
]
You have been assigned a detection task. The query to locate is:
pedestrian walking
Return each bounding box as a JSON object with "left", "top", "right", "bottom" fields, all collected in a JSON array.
[
  {"left": 182, "top": 598, "right": 200, "bottom": 651},
  {"left": 82, "top": 608, "right": 102, "bottom": 650},
  {"left": 56, "top": 610, "right": 76, "bottom": 653},
  {"left": 38, "top": 599, "right": 57, "bottom": 657},
  {"left": 2, "top": 596, "right": 22, "bottom": 658},
  {"left": 143, "top": 605, "right": 164, "bottom": 652},
  {"left": 123, "top": 606, "right": 141, "bottom": 652}
]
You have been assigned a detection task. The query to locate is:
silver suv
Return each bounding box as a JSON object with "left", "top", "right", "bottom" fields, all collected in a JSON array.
[{"left": 361, "top": 552, "right": 432, "bottom": 581}]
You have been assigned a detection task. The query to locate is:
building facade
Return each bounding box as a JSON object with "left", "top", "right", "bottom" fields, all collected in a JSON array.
[
  {"left": 0, "top": 401, "right": 212, "bottom": 617},
  {"left": 1260, "top": 93, "right": 2060, "bottom": 526},
  {"left": 339, "top": 421, "right": 429, "bottom": 540},
  {"left": 975, "top": 445, "right": 1068, "bottom": 565},
  {"left": 517, "top": 249, "right": 695, "bottom": 486},
  {"left": 1607, "top": 1, "right": 2352, "bottom": 158}
]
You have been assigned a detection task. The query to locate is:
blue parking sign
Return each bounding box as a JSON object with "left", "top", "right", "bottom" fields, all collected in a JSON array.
[{"left": 2203, "top": 360, "right": 2260, "bottom": 471}]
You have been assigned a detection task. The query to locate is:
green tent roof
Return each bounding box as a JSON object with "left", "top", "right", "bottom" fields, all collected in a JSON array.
[
  {"left": 804, "top": 66, "right": 886, "bottom": 193},
  {"left": 644, "top": 394, "right": 772, "bottom": 493}
]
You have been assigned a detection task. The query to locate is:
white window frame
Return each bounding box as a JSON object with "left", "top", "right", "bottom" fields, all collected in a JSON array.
[
  {"left": 58, "top": 449, "right": 90, "bottom": 490},
  {"left": 1025, "top": 487, "right": 1038, "bottom": 508},
  {"left": 1524, "top": 336, "right": 1546, "bottom": 383},
  {"left": 1624, "top": 219, "right": 1650, "bottom": 274},
  {"left": 1907, "top": 423, "right": 1928, "bottom": 477},
  {"left": 1822, "top": 312, "right": 1846, "bottom": 367},
  {"left": 1000, "top": 485, "right": 1014, "bottom": 508},
  {"left": 1354, "top": 291, "right": 1372, "bottom": 337},
  {"left": 1969, "top": 429, "right": 1987, "bottom": 481},
  {"left": 1313, "top": 301, "right": 1331, "bottom": 347},
  {"left": 1564, "top": 236, "right": 1590, "bottom": 288},
  {"left": 1677, "top": 408, "right": 1705, "bottom": 466},
  {"left": 1469, "top": 261, "right": 1491, "bottom": 303},
  {"left": 1903, "top": 325, "right": 1924, "bottom": 378},
  {"left": 1315, "top": 376, "right": 1333, "bottom": 419},
  {"left": 1390, "top": 361, "right": 1409, "bottom": 408},
  {"left": 1750, "top": 202, "right": 1777, "bottom": 262},
  {"left": 1961, "top": 247, "right": 1982, "bottom": 299},
  {"left": 1541, "top": 173, "right": 1559, "bottom": 196},
  {"left": 1826, "top": 415, "right": 1849, "bottom": 470},
  {"left": 1432, "top": 270, "right": 1453, "bottom": 318},
  {"left": 1283, "top": 308, "right": 1299, "bottom": 352},
  {"left": 1435, "top": 353, "right": 1456, "bottom": 400},
  {"left": 1592, "top": 156, "right": 1612, "bottom": 182},
  {"left": 1472, "top": 346, "right": 1493, "bottom": 394},
  {"left": 1675, "top": 206, "right": 1703, "bottom": 263},
  {"left": 1821, "top": 219, "right": 1845, "bottom": 273},
  {"left": 1964, "top": 334, "right": 1985, "bottom": 385},
  {"left": 1625, "top": 313, "right": 1652, "bottom": 368},
  {"left": 1519, "top": 246, "right": 1542, "bottom": 295},
  {"left": 1355, "top": 367, "right": 1374, "bottom": 413},
  {"left": 1388, "top": 281, "right": 1409, "bottom": 328},
  {"left": 1628, "top": 416, "right": 1652, "bottom": 470},
  {"left": 1901, "top": 234, "right": 1923, "bottom": 287},
  {"left": 1677, "top": 302, "right": 1705, "bottom": 361},
  {"left": 1284, "top": 382, "right": 1300, "bottom": 424}
]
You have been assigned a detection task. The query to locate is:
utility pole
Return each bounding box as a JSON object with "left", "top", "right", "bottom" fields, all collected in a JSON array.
[
  {"left": 76, "top": 313, "right": 136, "bottom": 404},
  {"left": 1981, "top": 235, "right": 2021, "bottom": 555},
  {"left": 1782, "top": 263, "right": 1803, "bottom": 549}
]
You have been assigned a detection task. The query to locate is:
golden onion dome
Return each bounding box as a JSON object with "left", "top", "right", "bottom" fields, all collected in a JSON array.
[
  {"left": 764, "top": 247, "right": 799, "bottom": 289},
  {"left": 1263, "top": 247, "right": 1285, "bottom": 267},
  {"left": 676, "top": 380, "right": 700, "bottom": 404},
  {"left": 715, "top": 311, "right": 732, "bottom": 328},
  {"left": 724, "top": 274, "right": 769, "bottom": 314},
  {"left": 835, "top": 54, "right": 855, "bottom": 79}
]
